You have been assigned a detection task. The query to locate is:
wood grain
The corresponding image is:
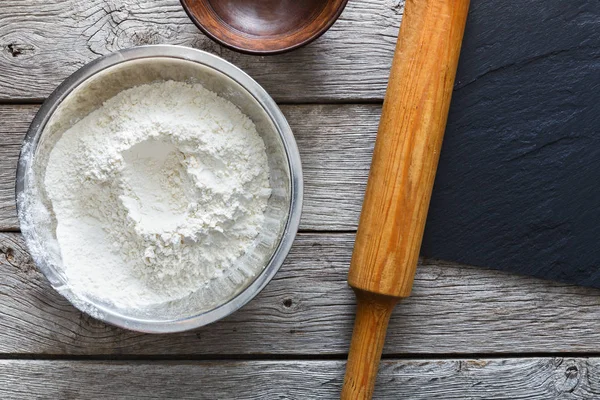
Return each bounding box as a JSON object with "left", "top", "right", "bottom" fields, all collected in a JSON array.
[
  {"left": 344, "top": 1, "right": 470, "bottom": 396},
  {"left": 1, "top": 358, "right": 599, "bottom": 399},
  {"left": 2, "top": 2, "right": 599, "bottom": 399},
  {"left": 342, "top": 291, "right": 397, "bottom": 399},
  {"left": 0, "top": 0, "right": 400, "bottom": 102},
  {"left": 0, "top": 105, "right": 37, "bottom": 231},
  {"left": 349, "top": 0, "right": 469, "bottom": 298},
  {"left": 0, "top": 104, "right": 378, "bottom": 231},
  {"left": 180, "top": 0, "right": 349, "bottom": 55},
  {"left": 2, "top": 231, "right": 600, "bottom": 356}
]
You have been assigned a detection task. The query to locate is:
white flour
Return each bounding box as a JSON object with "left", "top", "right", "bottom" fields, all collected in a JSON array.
[{"left": 43, "top": 81, "right": 271, "bottom": 309}]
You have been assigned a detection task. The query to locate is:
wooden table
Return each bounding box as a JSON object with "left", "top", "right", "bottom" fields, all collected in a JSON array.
[{"left": 1, "top": 1, "right": 600, "bottom": 398}]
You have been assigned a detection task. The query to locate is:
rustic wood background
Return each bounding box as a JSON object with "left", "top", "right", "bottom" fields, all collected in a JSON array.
[{"left": 1, "top": 1, "right": 599, "bottom": 398}]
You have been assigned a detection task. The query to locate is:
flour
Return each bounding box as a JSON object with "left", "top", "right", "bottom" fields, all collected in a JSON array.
[{"left": 43, "top": 81, "right": 272, "bottom": 309}]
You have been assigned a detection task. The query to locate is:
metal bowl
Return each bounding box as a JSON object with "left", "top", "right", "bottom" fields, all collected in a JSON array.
[{"left": 15, "top": 45, "right": 303, "bottom": 333}]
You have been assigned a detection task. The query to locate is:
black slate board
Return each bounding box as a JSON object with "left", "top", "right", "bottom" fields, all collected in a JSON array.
[{"left": 421, "top": 1, "right": 600, "bottom": 287}]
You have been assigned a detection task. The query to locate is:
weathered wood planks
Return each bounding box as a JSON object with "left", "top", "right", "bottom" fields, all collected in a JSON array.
[
  {"left": 2, "top": 232, "right": 600, "bottom": 356},
  {"left": 1, "top": 358, "right": 598, "bottom": 399},
  {"left": 0, "top": 0, "right": 400, "bottom": 102}
]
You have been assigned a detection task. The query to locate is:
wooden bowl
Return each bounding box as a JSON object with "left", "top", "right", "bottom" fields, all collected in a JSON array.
[{"left": 180, "top": 0, "right": 349, "bottom": 55}]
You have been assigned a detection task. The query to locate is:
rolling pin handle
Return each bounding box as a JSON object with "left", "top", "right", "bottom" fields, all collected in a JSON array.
[{"left": 341, "top": 290, "right": 398, "bottom": 400}]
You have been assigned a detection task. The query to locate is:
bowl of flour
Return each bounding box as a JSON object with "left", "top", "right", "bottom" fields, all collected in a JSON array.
[{"left": 16, "top": 45, "right": 302, "bottom": 332}]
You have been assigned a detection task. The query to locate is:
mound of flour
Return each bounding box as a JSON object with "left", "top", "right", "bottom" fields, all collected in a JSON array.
[{"left": 43, "top": 81, "right": 271, "bottom": 309}]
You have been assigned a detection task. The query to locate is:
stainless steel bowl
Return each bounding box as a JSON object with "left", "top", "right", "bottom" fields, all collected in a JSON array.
[{"left": 16, "top": 45, "right": 303, "bottom": 333}]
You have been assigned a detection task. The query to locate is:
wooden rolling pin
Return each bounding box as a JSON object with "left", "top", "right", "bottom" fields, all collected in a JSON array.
[{"left": 341, "top": 0, "right": 470, "bottom": 398}]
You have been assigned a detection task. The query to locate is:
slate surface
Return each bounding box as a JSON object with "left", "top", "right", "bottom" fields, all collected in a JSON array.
[{"left": 421, "top": 1, "right": 600, "bottom": 287}]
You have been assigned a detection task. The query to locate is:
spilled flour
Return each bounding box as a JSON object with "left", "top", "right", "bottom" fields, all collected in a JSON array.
[{"left": 43, "top": 81, "right": 272, "bottom": 309}]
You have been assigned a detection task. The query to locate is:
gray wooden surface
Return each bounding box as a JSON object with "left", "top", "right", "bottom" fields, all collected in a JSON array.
[
  {"left": 0, "top": 0, "right": 397, "bottom": 102},
  {"left": 1, "top": 0, "right": 599, "bottom": 399},
  {"left": 1, "top": 358, "right": 599, "bottom": 399},
  {"left": 3, "top": 231, "right": 600, "bottom": 356}
]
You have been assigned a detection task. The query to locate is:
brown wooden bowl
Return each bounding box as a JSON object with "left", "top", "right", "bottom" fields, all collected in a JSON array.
[{"left": 180, "top": 0, "right": 349, "bottom": 55}]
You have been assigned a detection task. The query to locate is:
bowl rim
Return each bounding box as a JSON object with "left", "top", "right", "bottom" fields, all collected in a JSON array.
[
  {"left": 15, "top": 45, "right": 303, "bottom": 333},
  {"left": 179, "top": 0, "right": 349, "bottom": 55}
]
